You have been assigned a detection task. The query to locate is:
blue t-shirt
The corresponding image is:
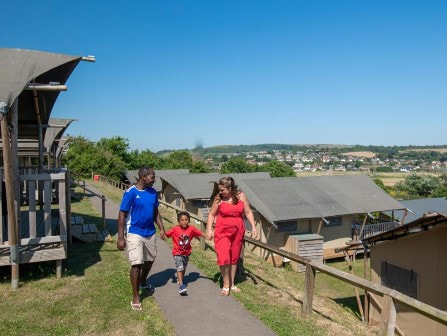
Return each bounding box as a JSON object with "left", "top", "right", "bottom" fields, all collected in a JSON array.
[{"left": 120, "top": 185, "right": 159, "bottom": 237}]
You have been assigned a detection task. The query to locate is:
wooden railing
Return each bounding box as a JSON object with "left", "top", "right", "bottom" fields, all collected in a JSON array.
[
  {"left": 71, "top": 175, "right": 107, "bottom": 229},
  {"left": 0, "top": 171, "right": 70, "bottom": 277},
  {"left": 96, "top": 175, "right": 447, "bottom": 335},
  {"left": 93, "top": 174, "right": 130, "bottom": 191},
  {"left": 353, "top": 221, "right": 400, "bottom": 240}
]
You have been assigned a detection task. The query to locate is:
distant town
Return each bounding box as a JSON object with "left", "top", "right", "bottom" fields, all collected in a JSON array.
[{"left": 190, "top": 144, "right": 447, "bottom": 173}]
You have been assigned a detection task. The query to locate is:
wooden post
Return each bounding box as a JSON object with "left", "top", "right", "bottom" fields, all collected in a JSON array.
[
  {"left": 56, "top": 260, "right": 62, "bottom": 278},
  {"left": 101, "top": 195, "right": 106, "bottom": 230},
  {"left": 301, "top": 263, "right": 316, "bottom": 317},
  {"left": 359, "top": 214, "right": 368, "bottom": 240},
  {"left": 316, "top": 219, "right": 323, "bottom": 235},
  {"left": 0, "top": 105, "right": 20, "bottom": 289},
  {"left": 379, "top": 295, "right": 397, "bottom": 336},
  {"left": 172, "top": 208, "right": 177, "bottom": 225},
  {"left": 364, "top": 244, "right": 369, "bottom": 324},
  {"left": 200, "top": 220, "right": 206, "bottom": 251},
  {"left": 344, "top": 251, "right": 365, "bottom": 321},
  {"left": 11, "top": 100, "right": 20, "bottom": 241},
  {"left": 401, "top": 209, "right": 407, "bottom": 226}
]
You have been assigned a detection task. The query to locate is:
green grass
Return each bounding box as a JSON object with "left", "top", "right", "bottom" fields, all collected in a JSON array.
[{"left": 0, "top": 195, "right": 174, "bottom": 336}]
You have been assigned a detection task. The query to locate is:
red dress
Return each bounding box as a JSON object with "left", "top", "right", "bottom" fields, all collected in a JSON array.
[{"left": 214, "top": 200, "right": 245, "bottom": 266}]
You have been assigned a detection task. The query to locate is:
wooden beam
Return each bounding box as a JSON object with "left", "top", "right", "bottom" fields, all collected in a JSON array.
[{"left": 24, "top": 83, "right": 67, "bottom": 91}]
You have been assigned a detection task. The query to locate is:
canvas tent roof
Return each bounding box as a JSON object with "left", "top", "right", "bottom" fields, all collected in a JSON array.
[
  {"left": 43, "top": 118, "right": 75, "bottom": 153},
  {"left": 396, "top": 198, "right": 447, "bottom": 224},
  {"left": 0, "top": 48, "right": 82, "bottom": 140},
  {"left": 240, "top": 175, "right": 406, "bottom": 224},
  {"left": 364, "top": 210, "right": 447, "bottom": 244},
  {"left": 162, "top": 172, "right": 271, "bottom": 200},
  {"left": 124, "top": 169, "right": 190, "bottom": 192}
]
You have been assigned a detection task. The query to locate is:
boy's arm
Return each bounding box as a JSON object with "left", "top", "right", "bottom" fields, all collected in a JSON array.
[
  {"left": 165, "top": 227, "right": 174, "bottom": 238},
  {"left": 193, "top": 226, "right": 206, "bottom": 239}
]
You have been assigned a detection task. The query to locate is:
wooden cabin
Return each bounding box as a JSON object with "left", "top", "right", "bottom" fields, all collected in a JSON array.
[
  {"left": 0, "top": 48, "right": 93, "bottom": 287},
  {"left": 364, "top": 213, "right": 447, "bottom": 336},
  {"left": 235, "top": 175, "right": 406, "bottom": 265}
]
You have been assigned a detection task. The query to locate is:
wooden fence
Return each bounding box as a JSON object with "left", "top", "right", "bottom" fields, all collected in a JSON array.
[{"left": 97, "top": 174, "right": 447, "bottom": 336}]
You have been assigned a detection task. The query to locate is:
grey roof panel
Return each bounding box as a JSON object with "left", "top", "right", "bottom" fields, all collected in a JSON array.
[
  {"left": 164, "top": 172, "right": 272, "bottom": 200},
  {"left": 125, "top": 169, "right": 189, "bottom": 192},
  {"left": 399, "top": 197, "right": 447, "bottom": 223},
  {"left": 242, "top": 175, "right": 405, "bottom": 223}
]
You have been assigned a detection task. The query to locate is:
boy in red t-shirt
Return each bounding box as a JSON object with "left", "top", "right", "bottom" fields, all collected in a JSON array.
[{"left": 165, "top": 211, "right": 206, "bottom": 294}]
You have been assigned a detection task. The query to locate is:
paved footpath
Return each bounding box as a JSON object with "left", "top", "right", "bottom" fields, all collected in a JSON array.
[{"left": 85, "top": 182, "right": 277, "bottom": 336}]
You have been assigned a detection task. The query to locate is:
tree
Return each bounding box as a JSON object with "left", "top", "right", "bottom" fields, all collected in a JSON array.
[
  {"left": 220, "top": 157, "right": 254, "bottom": 173},
  {"left": 96, "top": 136, "right": 130, "bottom": 162},
  {"left": 165, "top": 151, "right": 194, "bottom": 169},
  {"left": 190, "top": 161, "right": 213, "bottom": 173},
  {"left": 128, "top": 149, "right": 163, "bottom": 170},
  {"left": 63, "top": 136, "right": 126, "bottom": 180},
  {"left": 394, "top": 174, "right": 441, "bottom": 197},
  {"left": 257, "top": 160, "right": 295, "bottom": 177}
]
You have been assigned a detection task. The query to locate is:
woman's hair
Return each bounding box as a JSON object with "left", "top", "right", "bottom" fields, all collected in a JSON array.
[
  {"left": 218, "top": 176, "right": 239, "bottom": 204},
  {"left": 177, "top": 211, "right": 190, "bottom": 222}
]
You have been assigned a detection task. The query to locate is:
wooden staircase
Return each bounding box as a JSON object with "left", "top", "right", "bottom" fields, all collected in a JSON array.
[{"left": 70, "top": 216, "right": 112, "bottom": 243}]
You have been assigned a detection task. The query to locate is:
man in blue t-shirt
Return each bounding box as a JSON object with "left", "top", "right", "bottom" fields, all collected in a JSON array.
[{"left": 117, "top": 167, "right": 166, "bottom": 311}]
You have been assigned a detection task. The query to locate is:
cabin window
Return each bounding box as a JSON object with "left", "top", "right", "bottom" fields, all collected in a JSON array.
[
  {"left": 381, "top": 262, "right": 418, "bottom": 299},
  {"left": 276, "top": 221, "right": 297, "bottom": 232},
  {"left": 175, "top": 198, "right": 181, "bottom": 208},
  {"left": 323, "top": 216, "right": 342, "bottom": 227}
]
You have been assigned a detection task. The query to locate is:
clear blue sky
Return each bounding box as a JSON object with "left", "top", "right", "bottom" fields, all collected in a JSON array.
[{"left": 2, "top": 1, "right": 447, "bottom": 151}]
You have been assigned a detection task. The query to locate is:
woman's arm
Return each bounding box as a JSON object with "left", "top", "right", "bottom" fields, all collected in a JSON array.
[
  {"left": 206, "top": 197, "right": 220, "bottom": 239},
  {"left": 240, "top": 192, "right": 257, "bottom": 238}
]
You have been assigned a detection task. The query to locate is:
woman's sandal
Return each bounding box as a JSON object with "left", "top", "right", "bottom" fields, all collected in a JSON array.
[
  {"left": 131, "top": 302, "right": 142, "bottom": 311},
  {"left": 221, "top": 287, "right": 230, "bottom": 296},
  {"left": 230, "top": 285, "right": 241, "bottom": 293}
]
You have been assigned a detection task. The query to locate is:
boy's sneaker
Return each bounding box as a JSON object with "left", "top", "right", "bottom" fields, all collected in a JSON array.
[
  {"left": 140, "top": 282, "right": 155, "bottom": 292},
  {"left": 178, "top": 284, "right": 187, "bottom": 294}
]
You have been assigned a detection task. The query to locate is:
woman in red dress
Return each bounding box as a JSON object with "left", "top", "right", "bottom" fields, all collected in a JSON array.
[{"left": 206, "top": 177, "right": 257, "bottom": 296}]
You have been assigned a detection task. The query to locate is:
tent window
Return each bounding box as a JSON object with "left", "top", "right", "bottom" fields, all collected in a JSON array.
[
  {"left": 323, "top": 216, "right": 342, "bottom": 227},
  {"left": 276, "top": 221, "right": 297, "bottom": 232},
  {"left": 381, "top": 262, "right": 418, "bottom": 299}
]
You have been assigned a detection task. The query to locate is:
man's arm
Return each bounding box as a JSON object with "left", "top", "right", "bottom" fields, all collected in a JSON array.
[
  {"left": 154, "top": 208, "right": 166, "bottom": 240},
  {"left": 117, "top": 210, "right": 128, "bottom": 250}
]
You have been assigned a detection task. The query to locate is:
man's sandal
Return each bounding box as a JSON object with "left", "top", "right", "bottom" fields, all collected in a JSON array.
[
  {"left": 230, "top": 286, "right": 241, "bottom": 293},
  {"left": 221, "top": 287, "right": 230, "bottom": 296},
  {"left": 131, "top": 302, "right": 142, "bottom": 311}
]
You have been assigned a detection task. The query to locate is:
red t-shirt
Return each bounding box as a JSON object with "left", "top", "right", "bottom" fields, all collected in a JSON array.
[{"left": 165, "top": 225, "right": 204, "bottom": 256}]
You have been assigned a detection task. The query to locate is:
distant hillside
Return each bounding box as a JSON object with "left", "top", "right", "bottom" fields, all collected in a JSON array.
[
  {"left": 156, "top": 144, "right": 447, "bottom": 156},
  {"left": 191, "top": 144, "right": 352, "bottom": 155}
]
